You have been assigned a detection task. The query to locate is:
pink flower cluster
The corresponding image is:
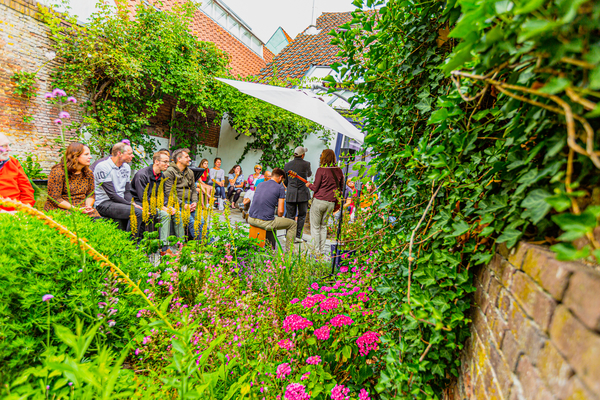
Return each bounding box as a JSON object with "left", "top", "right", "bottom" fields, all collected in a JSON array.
[
  {"left": 276, "top": 362, "right": 291, "bottom": 379},
  {"left": 356, "top": 331, "right": 381, "bottom": 356},
  {"left": 301, "top": 294, "right": 326, "bottom": 309},
  {"left": 320, "top": 296, "right": 341, "bottom": 312},
  {"left": 284, "top": 383, "right": 310, "bottom": 400},
  {"left": 306, "top": 355, "right": 321, "bottom": 365},
  {"left": 331, "top": 384, "right": 350, "bottom": 400},
  {"left": 278, "top": 338, "right": 294, "bottom": 350},
  {"left": 314, "top": 325, "right": 331, "bottom": 340},
  {"left": 283, "top": 314, "right": 313, "bottom": 333},
  {"left": 359, "top": 388, "right": 370, "bottom": 400},
  {"left": 330, "top": 314, "right": 354, "bottom": 327}
]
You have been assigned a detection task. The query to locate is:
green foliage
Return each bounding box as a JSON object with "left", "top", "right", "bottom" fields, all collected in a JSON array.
[
  {"left": 332, "top": 0, "right": 600, "bottom": 397},
  {"left": 12, "top": 70, "right": 37, "bottom": 123},
  {"left": 13, "top": 153, "right": 47, "bottom": 179},
  {"left": 0, "top": 211, "right": 152, "bottom": 382},
  {"left": 39, "top": 0, "right": 322, "bottom": 167}
]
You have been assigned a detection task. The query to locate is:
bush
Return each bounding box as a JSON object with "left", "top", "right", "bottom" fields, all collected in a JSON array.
[{"left": 0, "top": 211, "right": 153, "bottom": 382}]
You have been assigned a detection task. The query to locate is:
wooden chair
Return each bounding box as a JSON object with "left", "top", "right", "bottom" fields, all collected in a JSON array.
[{"left": 249, "top": 225, "right": 276, "bottom": 249}]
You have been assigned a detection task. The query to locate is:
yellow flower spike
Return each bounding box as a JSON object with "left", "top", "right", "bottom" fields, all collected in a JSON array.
[
  {"left": 142, "top": 184, "right": 150, "bottom": 224},
  {"left": 167, "top": 178, "right": 177, "bottom": 209},
  {"left": 149, "top": 184, "right": 157, "bottom": 217},
  {"left": 130, "top": 200, "right": 138, "bottom": 237},
  {"left": 157, "top": 178, "right": 165, "bottom": 211},
  {"left": 0, "top": 196, "right": 174, "bottom": 330}
]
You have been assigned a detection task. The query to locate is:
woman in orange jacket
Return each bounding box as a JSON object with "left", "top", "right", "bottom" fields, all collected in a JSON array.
[{"left": 0, "top": 133, "right": 35, "bottom": 212}]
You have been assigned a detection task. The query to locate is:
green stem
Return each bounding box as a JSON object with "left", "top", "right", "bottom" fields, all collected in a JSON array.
[{"left": 47, "top": 302, "right": 50, "bottom": 348}]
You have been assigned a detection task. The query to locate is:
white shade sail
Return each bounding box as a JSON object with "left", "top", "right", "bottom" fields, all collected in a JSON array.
[{"left": 215, "top": 78, "right": 364, "bottom": 144}]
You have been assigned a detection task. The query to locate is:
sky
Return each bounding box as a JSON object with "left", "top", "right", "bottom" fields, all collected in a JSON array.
[{"left": 63, "top": 0, "right": 359, "bottom": 44}]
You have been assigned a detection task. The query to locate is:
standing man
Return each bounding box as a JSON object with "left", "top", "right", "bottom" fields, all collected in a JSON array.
[
  {"left": 284, "top": 146, "right": 312, "bottom": 243},
  {"left": 248, "top": 168, "right": 297, "bottom": 252},
  {"left": 163, "top": 148, "right": 200, "bottom": 239},
  {"left": 0, "top": 133, "right": 35, "bottom": 212},
  {"left": 209, "top": 157, "right": 226, "bottom": 211},
  {"left": 131, "top": 151, "right": 173, "bottom": 253},
  {"left": 94, "top": 141, "right": 143, "bottom": 237}
]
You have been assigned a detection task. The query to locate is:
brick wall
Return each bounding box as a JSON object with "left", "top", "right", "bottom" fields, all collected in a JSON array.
[
  {"left": 448, "top": 242, "right": 600, "bottom": 400},
  {"left": 0, "top": 0, "right": 87, "bottom": 171}
]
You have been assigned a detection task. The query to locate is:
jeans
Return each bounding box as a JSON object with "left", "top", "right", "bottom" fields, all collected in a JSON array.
[
  {"left": 96, "top": 200, "right": 143, "bottom": 239},
  {"left": 309, "top": 198, "right": 334, "bottom": 255},
  {"left": 248, "top": 216, "right": 297, "bottom": 252},
  {"left": 286, "top": 201, "right": 308, "bottom": 239},
  {"left": 214, "top": 185, "right": 226, "bottom": 199}
]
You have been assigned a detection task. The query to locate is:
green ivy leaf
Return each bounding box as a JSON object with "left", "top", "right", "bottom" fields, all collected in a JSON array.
[
  {"left": 449, "top": 221, "right": 470, "bottom": 237},
  {"left": 551, "top": 211, "right": 596, "bottom": 237},
  {"left": 545, "top": 193, "right": 572, "bottom": 212},
  {"left": 539, "top": 77, "right": 570, "bottom": 94},
  {"left": 520, "top": 189, "right": 551, "bottom": 224},
  {"left": 496, "top": 227, "right": 522, "bottom": 248},
  {"left": 550, "top": 243, "right": 590, "bottom": 261},
  {"left": 427, "top": 108, "right": 448, "bottom": 125}
]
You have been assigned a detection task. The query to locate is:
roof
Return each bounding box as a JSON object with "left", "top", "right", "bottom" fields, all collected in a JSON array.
[{"left": 257, "top": 11, "right": 358, "bottom": 82}]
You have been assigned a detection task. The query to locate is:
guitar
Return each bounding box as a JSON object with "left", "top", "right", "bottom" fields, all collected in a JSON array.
[{"left": 287, "top": 170, "right": 341, "bottom": 213}]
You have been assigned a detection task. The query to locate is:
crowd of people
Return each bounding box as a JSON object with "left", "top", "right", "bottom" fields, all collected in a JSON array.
[{"left": 0, "top": 133, "right": 376, "bottom": 257}]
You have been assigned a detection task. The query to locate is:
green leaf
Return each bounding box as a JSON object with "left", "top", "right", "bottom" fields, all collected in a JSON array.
[
  {"left": 449, "top": 221, "right": 470, "bottom": 237},
  {"left": 427, "top": 108, "right": 448, "bottom": 125},
  {"left": 342, "top": 345, "right": 352, "bottom": 360},
  {"left": 545, "top": 193, "right": 572, "bottom": 212},
  {"left": 550, "top": 243, "right": 590, "bottom": 261},
  {"left": 517, "top": 19, "right": 560, "bottom": 43},
  {"left": 551, "top": 212, "right": 596, "bottom": 235},
  {"left": 590, "top": 66, "right": 600, "bottom": 90},
  {"left": 539, "top": 77, "right": 570, "bottom": 94},
  {"left": 513, "top": 0, "right": 545, "bottom": 14},
  {"left": 520, "top": 189, "right": 551, "bottom": 224},
  {"left": 496, "top": 228, "right": 522, "bottom": 248}
]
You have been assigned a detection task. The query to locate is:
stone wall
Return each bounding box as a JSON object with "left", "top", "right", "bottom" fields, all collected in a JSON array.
[
  {"left": 0, "top": 0, "right": 86, "bottom": 171},
  {"left": 448, "top": 242, "right": 600, "bottom": 400}
]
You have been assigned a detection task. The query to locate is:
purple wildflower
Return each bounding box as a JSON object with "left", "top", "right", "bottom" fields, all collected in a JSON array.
[{"left": 42, "top": 294, "right": 54, "bottom": 302}]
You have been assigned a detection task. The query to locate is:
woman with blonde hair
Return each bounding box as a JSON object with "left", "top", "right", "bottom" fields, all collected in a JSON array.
[
  {"left": 196, "top": 158, "right": 214, "bottom": 207},
  {"left": 44, "top": 142, "right": 99, "bottom": 218},
  {"left": 306, "top": 149, "right": 344, "bottom": 256}
]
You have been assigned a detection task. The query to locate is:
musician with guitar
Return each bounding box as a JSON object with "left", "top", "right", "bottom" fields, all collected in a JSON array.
[
  {"left": 284, "top": 146, "right": 312, "bottom": 243},
  {"left": 301, "top": 149, "right": 344, "bottom": 256}
]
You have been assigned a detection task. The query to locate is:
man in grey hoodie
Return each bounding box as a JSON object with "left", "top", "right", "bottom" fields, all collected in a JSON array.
[{"left": 163, "top": 148, "right": 201, "bottom": 239}]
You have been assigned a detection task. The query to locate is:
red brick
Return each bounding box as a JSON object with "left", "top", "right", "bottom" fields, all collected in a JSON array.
[
  {"left": 549, "top": 305, "right": 600, "bottom": 396},
  {"left": 489, "top": 342, "right": 513, "bottom": 399},
  {"left": 505, "top": 300, "right": 546, "bottom": 362},
  {"left": 507, "top": 242, "right": 529, "bottom": 269},
  {"left": 562, "top": 269, "right": 600, "bottom": 332},
  {"left": 501, "top": 330, "right": 523, "bottom": 372},
  {"left": 515, "top": 355, "right": 555, "bottom": 400},
  {"left": 510, "top": 270, "right": 556, "bottom": 332},
  {"left": 521, "top": 245, "right": 573, "bottom": 301},
  {"left": 536, "top": 342, "right": 574, "bottom": 399}
]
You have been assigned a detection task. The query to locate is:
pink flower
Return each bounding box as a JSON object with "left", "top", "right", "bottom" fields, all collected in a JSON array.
[
  {"left": 108, "top": 320, "right": 116, "bottom": 327},
  {"left": 311, "top": 282, "right": 320, "bottom": 290},
  {"left": 59, "top": 111, "right": 70, "bottom": 119},
  {"left": 278, "top": 338, "right": 294, "bottom": 351},
  {"left": 54, "top": 119, "right": 62, "bottom": 125},
  {"left": 301, "top": 294, "right": 326, "bottom": 309},
  {"left": 320, "top": 297, "right": 341, "bottom": 312},
  {"left": 356, "top": 331, "right": 381, "bottom": 356},
  {"left": 331, "top": 384, "right": 349, "bottom": 400},
  {"left": 290, "top": 298, "right": 300, "bottom": 304},
  {"left": 359, "top": 388, "right": 370, "bottom": 400},
  {"left": 306, "top": 355, "right": 321, "bottom": 365},
  {"left": 276, "top": 363, "right": 291, "bottom": 379},
  {"left": 44, "top": 92, "right": 54, "bottom": 99},
  {"left": 314, "top": 325, "right": 330, "bottom": 340},
  {"left": 67, "top": 96, "right": 77, "bottom": 103},
  {"left": 42, "top": 294, "right": 54, "bottom": 302},
  {"left": 330, "top": 315, "right": 354, "bottom": 327},
  {"left": 52, "top": 88, "right": 67, "bottom": 97},
  {"left": 301, "top": 372, "right": 310, "bottom": 380},
  {"left": 282, "top": 314, "right": 313, "bottom": 333},
  {"left": 284, "top": 383, "right": 310, "bottom": 400},
  {"left": 340, "top": 266, "right": 348, "bottom": 273}
]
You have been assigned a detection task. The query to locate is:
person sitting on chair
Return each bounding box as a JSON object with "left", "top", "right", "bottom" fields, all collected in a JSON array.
[
  {"left": 131, "top": 151, "right": 174, "bottom": 253},
  {"left": 242, "top": 170, "right": 270, "bottom": 220},
  {"left": 226, "top": 164, "right": 245, "bottom": 209},
  {"left": 248, "top": 168, "right": 297, "bottom": 252},
  {"left": 209, "top": 157, "right": 226, "bottom": 211},
  {"left": 196, "top": 158, "right": 214, "bottom": 207},
  {"left": 44, "top": 142, "right": 100, "bottom": 218},
  {"left": 0, "top": 133, "right": 35, "bottom": 212},
  {"left": 93, "top": 141, "right": 143, "bottom": 238}
]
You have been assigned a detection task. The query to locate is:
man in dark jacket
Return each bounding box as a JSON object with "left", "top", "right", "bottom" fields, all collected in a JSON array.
[
  {"left": 131, "top": 150, "right": 173, "bottom": 252},
  {"left": 163, "top": 148, "right": 201, "bottom": 240},
  {"left": 283, "top": 146, "right": 312, "bottom": 242}
]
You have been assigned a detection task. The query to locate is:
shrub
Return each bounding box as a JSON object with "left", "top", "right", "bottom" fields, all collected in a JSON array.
[{"left": 0, "top": 211, "right": 153, "bottom": 382}]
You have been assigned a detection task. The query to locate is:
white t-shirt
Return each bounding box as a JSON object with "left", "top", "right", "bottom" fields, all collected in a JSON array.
[
  {"left": 94, "top": 158, "right": 131, "bottom": 206},
  {"left": 209, "top": 168, "right": 225, "bottom": 184}
]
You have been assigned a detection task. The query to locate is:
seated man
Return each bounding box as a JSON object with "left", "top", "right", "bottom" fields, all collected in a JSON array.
[
  {"left": 91, "top": 139, "right": 131, "bottom": 172},
  {"left": 241, "top": 170, "right": 270, "bottom": 220},
  {"left": 163, "top": 148, "right": 201, "bottom": 240},
  {"left": 0, "top": 133, "right": 35, "bottom": 212},
  {"left": 131, "top": 150, "right": 174, "bottom": 253},
  {"left": 248, "top": 168, "right": 296, "bottom": 252},
  {"left": 93, "top": 141, "right": 143, "bottom": 238}
]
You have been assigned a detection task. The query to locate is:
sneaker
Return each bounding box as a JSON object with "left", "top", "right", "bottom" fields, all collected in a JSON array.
[{"left": 294, "top": 237, "right": 303, "bottom": 244}]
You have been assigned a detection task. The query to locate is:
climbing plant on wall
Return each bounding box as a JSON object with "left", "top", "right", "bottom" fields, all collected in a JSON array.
[
  {"left": 332, "top": 0, "right": 600, "bottom": 397},
  {"left": 38, "top": 0, "right": 321, "bottom": 167}
]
